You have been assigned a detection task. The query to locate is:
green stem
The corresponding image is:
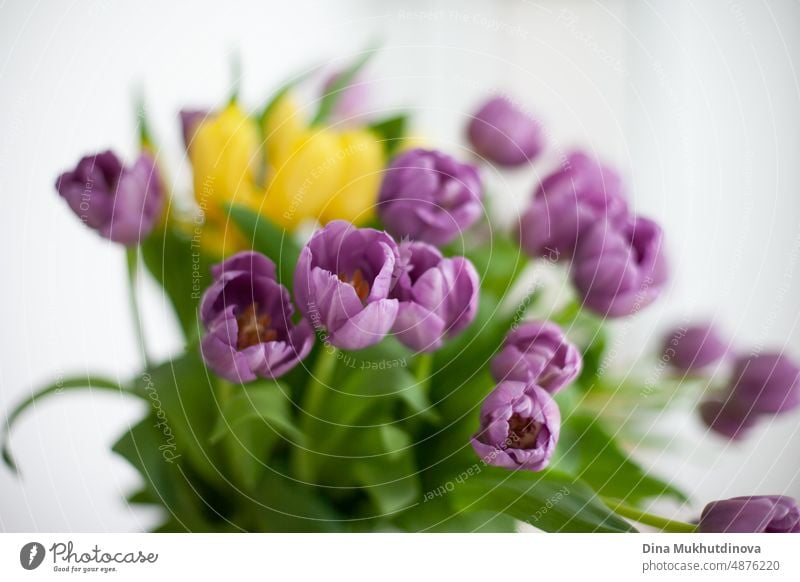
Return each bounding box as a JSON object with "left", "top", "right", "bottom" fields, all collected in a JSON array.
[
  {"left": 602, "top": 497, "right": 697, "bottom": 533},
  {"left": 125, "top": 246, "right": 151, "bottom": 368},
  {"left": 414, "top": 353, "right": 433, "bottom": 385},
  {"left": 293, "top": 347, "right": 339, "bottom": 480}
]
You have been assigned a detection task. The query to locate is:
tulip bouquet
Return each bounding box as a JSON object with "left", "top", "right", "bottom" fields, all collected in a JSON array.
[{"left": 4, "top": 53, "right": 800, "bottom": 534}]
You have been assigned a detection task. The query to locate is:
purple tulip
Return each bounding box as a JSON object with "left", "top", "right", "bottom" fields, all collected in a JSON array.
[
  {"left": 200, "top": 251, "right": 314, "bottom": 383},
  {"left": 518, "top": 151, "right": 628, "bottom": 259},
  {"left": 491, "top": 321, "right": 582, "bottom": 394},
  {"left": 571, "top": 216, "right": 668, "bottom": 318},
  {"left": 55, "top": 150, "right": 164, "bottom": 245},
  {"left": 699, "top": 397, "right": 758, "bottom": 440},
  {"left": 471, "top": 381, "right": 560, "bottom": 472},
  {"left": 391, "top": 241, "right": 479, "bottom": 352},
  {"left": 180, "top": 109, "right": 211, "bottom": 149},
  {"left": 662, "top": 324, "right": 730, "bottom": 372},
  {"left": 467, "top": 96, "right": 544, "bottom": 166},
  {"left": 322, "top": 71, "right": 370, "bottom": 123},
  {"left": 699, "top": 496, "right": 800, "bottom": 533},
  {"left": 294, "top": 220, "right": 401, "bottom": 350},
  {"left": 729, "top": 353, "right": 800, "bottom": 414},
  {"left": 378, "top": 148, "right": 483, "bottom": 246}
]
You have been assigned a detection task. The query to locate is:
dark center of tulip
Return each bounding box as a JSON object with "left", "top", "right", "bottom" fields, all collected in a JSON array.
[
  {"left": 338, "top": 268, "right": 370, "bottom": 303},
  {"left": 236, "top": 303, "right": 278, "bottom": 349},
  {"left": 507, "top": 413, "right": 542, "bottom": 449}
]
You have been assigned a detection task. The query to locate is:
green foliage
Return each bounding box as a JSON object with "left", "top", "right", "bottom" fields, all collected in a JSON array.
[
  {"left": 460, "top": 232, "right": 528, "bottom": 301},
  {"left": 140, "top": 222, "right": 209, "bottom": 340},
  {"left": 450, "top": 467, "right": 637, "bottom": 533},
  {"left": 2, "top": 376, "right": 128, "bottom": 473},
  {"left": 367, "top": 115, "right": 408, "bottom": 157},
  {"left": 554, "top": 414, "right": 688, "bottom": 505},
  {"left": 226, "top": 204, "right": 300, "bottom": 292}
]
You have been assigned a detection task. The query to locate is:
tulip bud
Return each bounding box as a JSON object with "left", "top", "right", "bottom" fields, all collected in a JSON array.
[
  {"left": 662, "top": 324, "right": 730, "bottom": 372},
  {"left": 699, "top": 397, "right": 757, "bottom": 440},
  {"left": 730, "top": 353, "right": 800, "bottom": 414},
  {"left": 471, "top": 381, "right": 560, "bottom": 472},
  {"left": 179, "top": 109, "right": 210, "bottom": 149},
  {"left": 188, "top": 103, "right": 260, "bottom": 218},
  {"left": 199, "top": 251, "right": 313, "bottom": 382},
  {"left": 491, "top": 321, "right": 582, "bottom": 394},
  {"left": 391, "top": 241, "right": 479, "bottom": 352},
  {"left": 294, "top": 221, "right": 400, "bottom": 350},
  {"left": 571, "top": 216, "right": 668, "bottom": 317},
  {"left": 322, "top": 70, "right": 370, "bottom": 124},
  {"left": 518, "top": 151, "right": 628, "bottom": 259},
  {"left": 699, "top": 496, "right": 800, "bottom": 533},
  {"left": 467, "top": 96, "right": 544, "bottom": 166},
  {"left": 55, "top": 150, "right": 164, "bottom": 245},
  {"left": 378, "top": 148, "right": 483, "bottom": 246}
]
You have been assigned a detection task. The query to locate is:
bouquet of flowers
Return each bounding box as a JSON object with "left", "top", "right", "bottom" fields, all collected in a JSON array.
[{"left": 4, "top": 52, "right": 799, "bottom": 533}]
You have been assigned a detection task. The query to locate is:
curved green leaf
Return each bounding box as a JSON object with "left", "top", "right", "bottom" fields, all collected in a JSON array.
[
  {"left": 3, "top": 376, "right": 128, "bottom": 473},
  {"left": 450, "top": 466, "right": 637, "bottom": 533}
]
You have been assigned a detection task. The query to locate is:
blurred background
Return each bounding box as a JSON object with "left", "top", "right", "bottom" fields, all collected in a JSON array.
[{"left": 1, "top": 0, "right": 799, "bottom": 531}]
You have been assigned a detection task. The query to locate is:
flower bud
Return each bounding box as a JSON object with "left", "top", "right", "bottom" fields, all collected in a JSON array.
[
  {"left": 391, "top": 241, "right": 479, "bottom": 352},
  {"left": 322, "top": 70, "right": 370, "bottom": 124},
  {"left": 518, "top": 151, "right": 628, "bottom": 259},
  {"left": 294, "top": 221, "right": 400, "bottom": 350},
  {"left": 55, "top": 150, "right": 164, "bottom": 245},
  {"left": 200, "top": 251, "right": 314, "bottom": 383},
  {"left": 662, "top": 324, "right": 730, "bottom": 372},
  {"left": 491, "top": 321, "right": 582, "bottom": 394},
  {"left": 699, "top": 496, "right": 800, "bottom": 533},
  {"left": 471, "top": 381, "right": 560, "bottom": 472},
  {"left": 699, "top": 397, "right": 757, "bottom": 440},
  {"left": 571, "top": 216, "right": 668, "bottom": 317},
  {"left": 378, "top": 148, "right": 483, "bottom": 246},
  {"left": 466, "top": 96, "right": 544, "bottom": 166},
  {"left": 188, "top": 103, "right": 260, "bottom": 217},
  {"left": 730, "top": 353, "right": 800, "bottom": 414}
]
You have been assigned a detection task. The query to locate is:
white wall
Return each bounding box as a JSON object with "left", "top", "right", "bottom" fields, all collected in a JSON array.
[{"left": 0, "top": 0, "right": 798, "bottom": 531}]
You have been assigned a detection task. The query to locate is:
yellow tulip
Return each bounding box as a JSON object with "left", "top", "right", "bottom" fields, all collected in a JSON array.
[
  {"left": 262, "top": 128, "right": 347, "bottom": 229},
  {"left": 260, "top": 93, "right": 387, "bottom": 229},
  {"left": 320, "top": 130, "right": 384, "bottom": 225},
  {"left": 262, "top": 94, "right": 305, "bottom": 164},
  {"left": 189, "top": 103, "right": 260, "bottom": 219}
]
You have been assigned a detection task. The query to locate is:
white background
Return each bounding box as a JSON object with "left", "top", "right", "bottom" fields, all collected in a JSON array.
[{"left": 1, "top": 0, "right": 799, "bottom": 531}]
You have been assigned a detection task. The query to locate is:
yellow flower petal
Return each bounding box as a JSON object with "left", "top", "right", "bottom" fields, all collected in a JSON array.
[
  {"left": 190, "top": 103, "right": 260, "bottom": 219},
  {"left": 320, "top": 130, "right": 385, "bottom": 225}
]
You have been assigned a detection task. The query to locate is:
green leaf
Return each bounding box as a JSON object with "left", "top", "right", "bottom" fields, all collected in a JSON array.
[
  {"left": 140, "top": 223, "right": 210, "bottom": 340},
  {"left": 367, "top": 115, "right": 407, "bottom": 157},
  {"left": 132, "top": 350, "right": 224, "bottom": 488},
  {"left": 294, "top": 341, "right": 434, "bottom": 485},
  {"left": 226, "top": 204, "right": 300, "bottom": 292},
  {"left": 555, "top": 415, "right": 688, "bottom": 504},
  {"left": 431, "top": 294, "right": 511, "bottom": 404},
  {"left": 450, "top": 466, "right": 637, "bottom": 533},
  {"left": 311, "top": 46, "right": 377, "bottom": 126},
  {"left": 112, "top": 416, "right": 221, "bottom": 532},
  {"left": 3, "top": 376, "right": 127, "bottom": 473},
  {"left": 461, "top": 233, "right": 528, "bottom": 301},
  {"left": 394, "top": 500, "right": 516, "bottom": 532},
  {"left": 210, "top": 381, "right": 303, "bottom": 491},
  {"left": 352, "top": 425, "right": 421, "bottom": 515},
  {"left": 246, "top": 466, "right": 342, "bottom": 532},
  {"left": 210, "top": 381, "right": 302, "bottom": 444}
]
